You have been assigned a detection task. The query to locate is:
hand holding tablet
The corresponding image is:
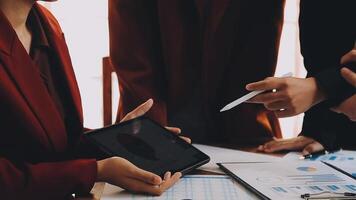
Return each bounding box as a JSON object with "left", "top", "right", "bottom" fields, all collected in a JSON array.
[{"left": 85, "top": 116, "right": 210, "bottom": 177}]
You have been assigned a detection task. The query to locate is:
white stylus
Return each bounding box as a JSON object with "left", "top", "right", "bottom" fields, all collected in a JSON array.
[{"left": 220, "top": 72, "right": 293, "bottom": 112}]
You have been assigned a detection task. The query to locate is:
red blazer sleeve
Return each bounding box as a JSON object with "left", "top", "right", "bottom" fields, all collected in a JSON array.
[
  {"left": 73, "top": 133, "right": 108, "bottom": 160},
  {"left": 109, "top": 0, "right": 167, "bottom": 125},
  {"left": 0, "top": 157, "right": 97, "bottom": 200}
]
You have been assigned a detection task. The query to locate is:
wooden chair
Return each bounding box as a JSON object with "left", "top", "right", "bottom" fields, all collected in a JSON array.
[{"left": 102, "top": 57, "right": 114, "bottom": 126}]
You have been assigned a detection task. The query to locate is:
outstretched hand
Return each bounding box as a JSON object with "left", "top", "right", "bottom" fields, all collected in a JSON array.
[
  {"left": 246, "top": 77, "right": 326, "bottom": 118},
  {"left": 120, "top": 99, "right": 154, "bottom": 122},
  {"left": 97, "top": 157, "right": 182, "bottom": 196},
  {"left": 258, "top": 136, "right": 324, "bottom": 156}
]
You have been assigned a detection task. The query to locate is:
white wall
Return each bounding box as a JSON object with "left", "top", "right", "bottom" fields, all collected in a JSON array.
[
  {"left": 41, "top": 0, "right": 109, "bottom": 129},
  {"left": 275, "top": 0, "right": 306, "bottom": 138}
]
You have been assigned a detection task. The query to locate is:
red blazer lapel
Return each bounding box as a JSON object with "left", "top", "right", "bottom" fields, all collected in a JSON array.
[
  {"left": 36, "top": 4, "right": 84, "bottom": 125},
  {"left": 0, "top": 10, "right": 67, "bottom": 152}
]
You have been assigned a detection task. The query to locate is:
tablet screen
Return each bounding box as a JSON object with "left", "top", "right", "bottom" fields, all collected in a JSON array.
[{"left": 85, "top": 117, "right": 210, "bottom": 176}]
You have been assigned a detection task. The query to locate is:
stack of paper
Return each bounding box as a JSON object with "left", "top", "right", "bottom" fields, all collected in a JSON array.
[
  {"left": 220, "top": 161, "right": 356, "bottom": 200},
  {"left": 194, "top": 144, "right": 282, "bottom": 173}
]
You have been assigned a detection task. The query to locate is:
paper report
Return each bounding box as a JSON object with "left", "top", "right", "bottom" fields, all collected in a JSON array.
[{"left": 221, "top": 161, "right": 356, "bottom": 200}]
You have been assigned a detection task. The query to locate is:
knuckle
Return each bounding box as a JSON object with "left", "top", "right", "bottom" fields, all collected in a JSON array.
[
  {"left": 266, "top": 103, "right": 276, "bottom": 110},
  {"left": 351, "top": 51, "right": 356, "bottom": 57},
  {"left": 281, "top": 80, "right": 288, "bottom": 88},
  {"left": 109, "top": 156, "right": 120, "bottom": 163},
  {"left": 186, "top": 138, "right": 192, "bottom": 143},
  {"left": 258, "top": 96, "right": 266, "bottom": 102},
  {"left": 152, "top": 188, "right": 163, "bottom": 196},
  {"left": 284, "top": 91, "right": 293, "bottom": 100},
  {"left": 270, "top": 93, "right": 278, "bottom": 99},
  {"left": 281, "top": 92, "right": 289, "bottom": 99},
  {"left": 128, "top": 167, "right": 137, "bottom": 175},
  {"left": 265, "top": 103, "right": 272, "bottom": 109},
  {"left": 157, "top": 189, "right": 164, "bottom": 196},
  {"left": 127, "top": 111, "right": 134, "bottom": 117},
  {"left": 351, "top": 115, "right": 356, "bottom": 121},
  {"left": 306, "top": 146, "right": 316, "bottom": 152},
  {"left": 264, "top": 143, "right": 273, "bottom": 148},
  {"left": 130, "top": 185, "right": 140, "bottom": 193},
  {"left": 289, "top": 105, "right": 296, "bottom": 113}
]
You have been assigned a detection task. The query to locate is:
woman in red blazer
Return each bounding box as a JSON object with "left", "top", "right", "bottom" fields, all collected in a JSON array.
[{"left": 0, "top": 0, "right": 181, "bottom": 199}]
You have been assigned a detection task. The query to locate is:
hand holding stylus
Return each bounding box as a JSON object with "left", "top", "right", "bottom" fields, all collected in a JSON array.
[{"left": 246, "top": 75, "right": 326, "bottom": 118}]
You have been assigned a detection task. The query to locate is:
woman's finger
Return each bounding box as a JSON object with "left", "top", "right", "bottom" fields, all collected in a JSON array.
[
  {"left": 262, "top": 137, "right": 314, "bottom": 153},
  {"left": 165, "top": 126, "right": 181, "bottom": 134},
  {"left": 129, "top": 165, "right": 162, "bottom": 185},
  {"left": 275, "top": 108, "right": 297, "bottom": 118},
  {"left": 122, "top": 177, "right": 162, "bottom": 196},
  {"left": 330, "top": 106, "right": 341, "bottom": 113},
  {"left": 157, "top": 172, "right": 182, "bottom": 194},
  {"left": 341, "top": 68, "right": 356, "bottom": 87},
  {"left": 341, "top": 50, "right": 356, "bottom": 65},
  {"left": 121, "top": 99, "right": 154, "bottom": 122},
  {"left": 165, "top": 127, "right": 191, "bottom": 143},
  {"left": 265, "top": 101, "right": 288, "bottom": 111},
  {"left": 302, "top": 142, "right": 324, "bottom": 155},
  {"left": 163, "top": 171, "right": 171, "bottom": 181},
  {"left": 127, "top": 172, "right": 181, "bottom": 196},
  {"left": 263, "top": 141, "right": 297, "bottom": 153},
  {"left": 246, "top": 77, "right": 284, "bottom": 91},
  {"left": 179, "top": 136, "right": 191, "bottom": 144},
  {"left": 247, "top": 91, "right": 284, "bottom": 104}
]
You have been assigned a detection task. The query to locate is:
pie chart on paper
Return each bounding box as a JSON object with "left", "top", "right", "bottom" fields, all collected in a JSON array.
[{"left": 297, "top": 166, "right": 317, "bottom": 172}]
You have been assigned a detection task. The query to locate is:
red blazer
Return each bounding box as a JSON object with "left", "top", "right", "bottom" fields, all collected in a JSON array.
[
  {"left": 0, "top": 4, "right": 97, "bottom": 200},
  {"left": 109, "top": 0, "right": 285, "bottom": 143}
]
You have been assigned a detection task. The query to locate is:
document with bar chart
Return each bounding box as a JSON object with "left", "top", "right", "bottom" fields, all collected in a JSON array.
[
  {"left": 102, "top": 175, "right": 259, "bottom": 200},
  {"left": 283, "top": 150, "right": 356, "bottom": 162},
  {"left": 326, "top": 160, "right": 356, "bottom": 178},
  {"left": 219, "top": 162, "right": 356, "bottom": 200}
]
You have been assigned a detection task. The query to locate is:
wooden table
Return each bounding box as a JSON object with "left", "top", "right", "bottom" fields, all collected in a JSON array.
[{"left": 77, "top": 145, "right": 285, "bottom": 200}]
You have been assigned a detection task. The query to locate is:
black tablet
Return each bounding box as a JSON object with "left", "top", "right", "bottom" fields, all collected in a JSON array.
[{"left": 85, "top": 116, "right": 210, "bottom": 176}]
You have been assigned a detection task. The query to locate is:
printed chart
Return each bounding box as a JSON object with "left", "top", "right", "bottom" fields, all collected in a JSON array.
[
  {"left": 284, "top": 150, "right": 356, "bottom": 162},
  {"left": 103, "top": 175, "right": 258, "bottom": 200},
  {"left": 222, "top": 161, "right": 356, "bottom": 200}
]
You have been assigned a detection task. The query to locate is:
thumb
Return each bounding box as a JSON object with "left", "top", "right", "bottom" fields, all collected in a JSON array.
[
  {"left": 302, "top": 141, "right": 324, "bottom": 155},
  {"left": 330, "top": 106, "right": 341, "bottom": 113},
  {"left": 341, "top": 68, "right": 356, "bottom": 87},
  {"left": 165, "top": 126, "right": 182, "bottom": 134},
  {"left": 121, "top": 99, "right": 154, "bottom": 122},
  {"left": 340, "top": 50, "right": 356, "bottom": 65}
]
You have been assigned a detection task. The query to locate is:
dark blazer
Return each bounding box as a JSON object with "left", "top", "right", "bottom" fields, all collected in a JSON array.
[
  {"left": 0, "top": 4, "right": 97, "bottom": 200},
  {"left": 299, "top": 0, "right": 356, "bottom": 150},
  {"left": 109, "top": 0, "right": 285, "bottom": 144}
]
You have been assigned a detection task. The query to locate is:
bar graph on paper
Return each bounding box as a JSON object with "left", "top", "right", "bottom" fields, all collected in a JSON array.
[
  {"left": 284, "top": 150, "right": 356, "bottom": 162},
  {"left": 115, "top": 175, "right": 257, "bottom": 200}
]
